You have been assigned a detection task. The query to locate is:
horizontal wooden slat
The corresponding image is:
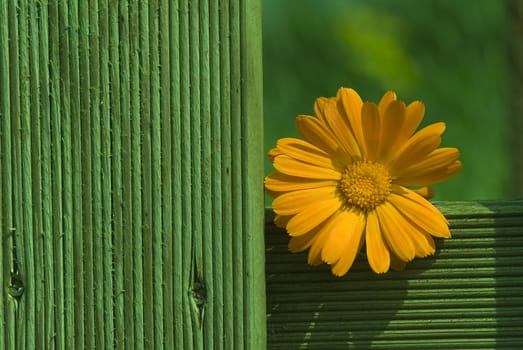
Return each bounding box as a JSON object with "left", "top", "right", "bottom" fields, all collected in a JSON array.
[{"left": 266, "top": 200, "right": 523, "bottom": 349}]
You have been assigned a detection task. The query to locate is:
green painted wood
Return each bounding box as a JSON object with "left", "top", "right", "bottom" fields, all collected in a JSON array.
[
  {"left": 48, "top": 2, "right": 66, "bottom": 348},
  {"left": 171, "top": 0, "right": 185, "bottom": 347},
  {"left": 0, "top": 0, "right": 5, "bottom": 342},
  {"left": 128, "top": 0, "right": 145, "bottom": 348},
  {"left": 38, "top": 2, "right": 56, "bottom": 349},
  {"left": 28, "top": 1, "right": 46, "bottom": 347},
  {"left": 0, "top": 1, "right": 12, "bottom": 349},
  {"left": 218, "top": 1, "right": 235, "bottom": 347},
  {"left": 0, "top": 0, "right": 265, "bottom": 349},
  {"left": 18, "top": 2, "right": 35, "bottom": 348},
  {"left": 119, "top": 0, "right": 135, "bottom": 346},
  {"left": 178, "top": 1, "right": 192, "bottom": 348},
  {"left": 63, "top": 2, "right": 80, "bottom": 349},
  {"left": 159, "top": 1, "right": 174, "bottom": 349},
  {"left": 265, "top": 201, "right": 523, "bottom": 349},
  {"left": 242, "top": 1, "right": 266, "bottom": 348}
]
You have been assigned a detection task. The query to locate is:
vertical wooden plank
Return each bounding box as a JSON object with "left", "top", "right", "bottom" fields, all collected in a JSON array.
[
  {"left": 218, "top": 1, "right": 235, "bottom": 347},
  {"left": 159, "top": 1, "right": 175, "bottom": 348},
  {"left": 98, "top": 1, "right": 116, "bottom": 348},
  {"left": 88, "top": 2, "right": 106, "bottom": 348},
  {"left": 37, "top": 1, "right": 57, "bottom": 348},
  {"left": 0, "top": 1, "right": 267, "bottom": 349},
  {"left": 27, "top": 1, "right": 44, "bottom": 347},
  {"left": 10, "top": 2, "right": 23, "bottom": 347},
  {"left": 229, "top": 0, "right": 245, "bottom": 348},
  {"left": 0, "top": 0, "right": 5, "bottom": 347},
  {"left": 67, "top": 1, "right": 86, "bottom": 348},
  {"left": 18, "top": 0, "right": 36, "bottom": 347},
  {"left": 26, "top": 2, "right": 45, "bottom": 344},
  {"left": 110, "top": 0, "right": 125, "bottom": 348},
  {"left": 5, "top": 10, "right": 20, "bottom": 314},
  {"left": 148, "top": 1, "right": 165, "bottom": 348},
  {"left": 189, "top": 0, "right": 206, "bottom": 348},
  {"left": 48, "top": 0, "right": 66, "bottom": 345},
  {"left": 77, "top": 1, "right": 95, "bottom": 347},
  {"left": 199, "top": 1, "right": 215, "bottom": 349},
  {"left": 170, "top": 1, "right": 185, "bottom": 349},
  {"left": 118, "top": 1, "right": 136, "bottom": 349},
  {"left": 241, "top": 0, "right": 266, "bottom": 348},
  {"left": 178, "top": 1, "right": 194, "bottom": 349},
  {"left": 80, "top": 6, "right": 95, "bottom": 349},
  {"left": 176, "top": 1, "right": 266, "bottom": 348},
  {"left": 138, "top": 0, "right": 154, "bottom": 348},
  {"left": 209, "top": 1, "right": 225, "bottom": 348},
  {"left": 128, "top": 0, "right": 145, "bottom": 348},
  {"left": 0, "top": 1, "right": 11, "bottom": 348}
]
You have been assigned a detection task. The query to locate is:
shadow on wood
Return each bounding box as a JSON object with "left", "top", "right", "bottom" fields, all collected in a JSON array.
[{"left": 265, "top": 201, "right": 523, "bottom": 349}]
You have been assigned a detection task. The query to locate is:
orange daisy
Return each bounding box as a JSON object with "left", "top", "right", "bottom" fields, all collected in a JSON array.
[{"left": 265, "top": 87, "right": 461, "bottom": 276}]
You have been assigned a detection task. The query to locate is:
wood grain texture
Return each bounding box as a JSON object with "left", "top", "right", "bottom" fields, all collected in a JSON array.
[
  {"left": 266, "top": 201, "right": 523, "bottom": 349},
  {"left": 0, "top": 1, "right": 265, "bottom": 349}
]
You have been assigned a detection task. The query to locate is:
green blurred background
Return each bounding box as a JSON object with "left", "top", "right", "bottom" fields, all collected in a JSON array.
[{"left": 263, "top": 0, "right": 523, "bottom": 201}]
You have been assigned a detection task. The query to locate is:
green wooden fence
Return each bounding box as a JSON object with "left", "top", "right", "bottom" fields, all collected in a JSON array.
[
  {"left": 0, "top": 0, "right": 265, "bottom": 349},
  {"left": 1, "top": 1, "right": 523, "bottom": 350}
]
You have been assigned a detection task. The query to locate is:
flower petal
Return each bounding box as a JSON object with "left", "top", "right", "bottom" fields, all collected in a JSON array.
[
  {"left": 329, "top": 212, "right": 366, "bottom": 276},
  {"left": 314, "top": 96, "right": 332, "bottom": 123},
  {"left": 286, "top": 197, "right": 341, "bottom": 236},
  {"left": 361, "top": 102, "right": 381, "bottom": 161},
  {"left": 308, "top": 249, "right": 324, "bottom": 266},
  {"left": 396, "top": 161, "right": 462, "bottom": 187},
  {"left": 387, "top": 204, "right": 436, "bottom": 258},
  {"left": 402, "top": 101, "right": 425, "bottom": 141},
  {"left": 365, "top": 210, "right": 390, "bottom": 273},
  {"left": 395, "top": 147, "right": 462, "bottom": 186},
  {"left": 390, "top": 253, "right": 407, "bottom": 271},
  {"left": 274, "top": 155, "right": 342, "bottom": 180},
  {"left": 336, "top": 87, "right": 366, "bottom": 155},
  {"left": 268, "top": 147, "right": 282, "bottom": 161},
  {"left": 398, "top": 148, "right": 460, "bottom": 177},
  {"left": 389, "top": 186, "right": 451, "bottom": 238},
  {"left": 376, "top": 202, "right": 416, "bottom": 262},
  {"left": 277, "top": 137, "right": 342, "bottom": 169},
  {"left": 410, "top": 230, "right": 436, "bottom": 258},
  {"left": 331, "top": 245, "right": 364, "bottom": 276},
  {"left": 389, "top": 122, "right": 446, "bottom": 175},
  {"left": 288, "top": 226, "right": 319, "bottom": 253},
  {"left": 272, "top": 187, "right": 338, "bottom": 215},
  {"left": 296, "top": 115, "right": 342, "bottom": 157},
  {"left": 321, "top": 209, "right": 365, "bottom": 265},
  {"left": 322, "top": 99, "right": 362, "bottom": 159},
  {"left": 379, "top": 100, "right": 407, "bottom": 161},
  {"left": 307, "top": 222, "right": 332, "bottom": 266},
  {"left": 265, "top": 172, "right": 338, "bottom": 192},
  {"left": 378, "top": 90, "right": 397, "bottom": 116},
  {"left": 274, "top": 214, "right": 292, "bottom": 228},
  {"left": 411, "top": 186, "right": 434, "bottom": 199}
]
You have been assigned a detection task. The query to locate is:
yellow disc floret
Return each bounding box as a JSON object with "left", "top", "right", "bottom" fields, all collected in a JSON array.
[{"left": 340, "top": 161, "right": 391, "bottom": 211}]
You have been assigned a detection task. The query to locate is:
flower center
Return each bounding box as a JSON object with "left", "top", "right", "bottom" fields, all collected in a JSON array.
[{"left": 339, "top": 161, "right": 391, "bottom": 211}]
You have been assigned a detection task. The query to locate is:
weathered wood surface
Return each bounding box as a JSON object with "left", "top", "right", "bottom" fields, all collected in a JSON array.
[
  {"left": 266, "top": 201, "right": 523, "bottom": 349},
  {"left": 0, "top": 1, "right": 265, "bottom": 349}
]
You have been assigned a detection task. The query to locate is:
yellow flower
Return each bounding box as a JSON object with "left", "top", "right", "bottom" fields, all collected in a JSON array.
[{"left": 265, "top": 87, "right": 461, "bottom": 276}]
